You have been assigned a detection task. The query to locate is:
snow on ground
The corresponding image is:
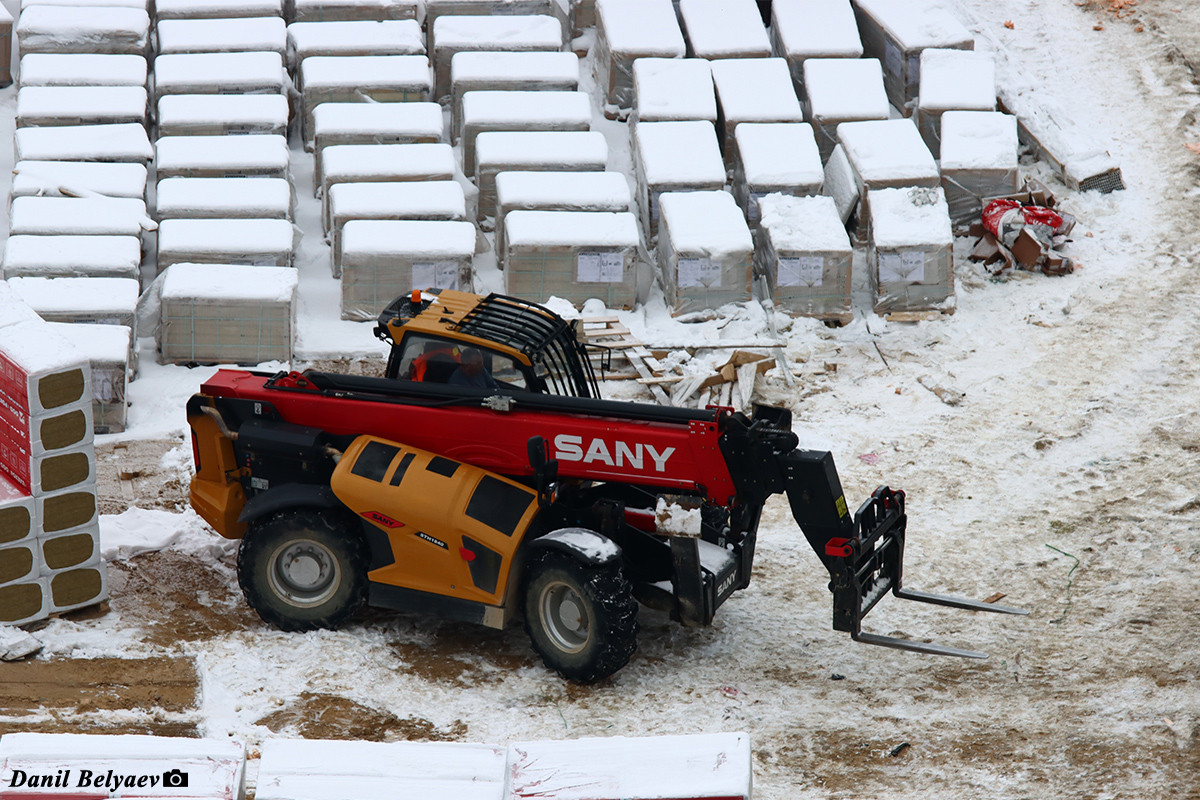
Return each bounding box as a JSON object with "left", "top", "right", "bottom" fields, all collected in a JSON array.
[{"left": 3, "top": 1, "right": 1199, "bottom": 798}]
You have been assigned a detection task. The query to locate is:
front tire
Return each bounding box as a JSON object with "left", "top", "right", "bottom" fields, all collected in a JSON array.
[
  {"left": 523, "top": 550, "right": 638, "bottom": 682},
  {"left": 237, "top": 508, "right": 369, "bottom": 632}
]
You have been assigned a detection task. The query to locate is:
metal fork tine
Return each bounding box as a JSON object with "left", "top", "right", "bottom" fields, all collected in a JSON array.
[
  {"left": 896, "top": 588, "right": 1029, "bottom": 615},
  {"left": 853, "top": 631, "right": 989, "bottom": 659}
]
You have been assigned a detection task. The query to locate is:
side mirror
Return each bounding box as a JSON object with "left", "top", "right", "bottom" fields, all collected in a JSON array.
[{"left": 526, "top": 436, "right": 559, "bottom": 507}]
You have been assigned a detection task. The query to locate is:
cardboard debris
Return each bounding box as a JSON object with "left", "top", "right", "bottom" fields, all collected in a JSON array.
[{"left": 969, "top": 179, "right": 1078, "bottom": 277}]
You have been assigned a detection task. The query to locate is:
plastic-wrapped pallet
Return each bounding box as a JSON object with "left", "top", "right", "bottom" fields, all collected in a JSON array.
[
  {"left": 678, "top": 0, "right": 770, "bottom": 60},
  {"left": 504, "top": 211, "right": 640, "bottom": 308},
  {"left": 328, "top": 181, "right": 467, "bottom": 275},
  {"left": 155, "top": 0, "right": 283, "bottom": 18},
  {"left": 157, "top": 94, "right": 290, "bottom": 137},
  {"left": 631, "top": 58, "right": 715, "bottom": 127},
  {"left": 505, "top": 733, "right": 752, "bottom": 800},
  {"left": 158, "top": 219, "right": 297, "bottom": 270},
  {"left": 157, "top": 177, "right": 293, "bottom": 221},
  {"left": 157, "top": 17, "right": 287, "bottom": 55},
  {"left": 256, "top": 739, "right": 503, "bottom": 800},
  {"left": 770, "top": 0, "right": 861, "bottom": 97},
  {"left": 593, "top": 0, "right": 684, "bottom": 110},
  {"left": 17, "top": 54, "right": 147, "bottom": 88},
  {"left": 15, "top": 86, "right": 148, "bottom": 128},
  {"left": 1, "top": 236, "right": 142, "bottom": 282},
  {"left": 15, "top": 6, "right": 150, "bottom": 56},
  {"left": 852, "top": 0, "right": 974, "bottom": 114},
  {"left": 0, "top": 734, "right": 246, "bottom": 798},
  {"left": 312, "top": 102, "right": 444, "bottom": 196},
  {"left": 569, "top": 0, "right": 594, "bottom": 37},
  {"left": 656, "top": 191, "right": 754, "bottom": 316},
  {"left": 803, "top": 58, "right": 889, "bottom": 162},
  {"left": 916, "top": 49, "right": 996, "bottom": 157},
  {"left": 494, "top": 171, "right": 632, "bottom": 260},
  {"left": 821, "top": 143, "right": 859, "bottom": 224},
  {"left": 460, "top": 90, "right": 591, "bottom": 175},
  {"left": 319, "top": 143, "right": 456, "bottom": 231},
  {"left": 425, "top": 0, "right": 566, "bottom": 52},
  {"left": 836, "top": 118, "right": 940, "bottom": 240},
  {"left": 287, "top": 20, "right": 424, "bottom": 72},
  {"left": 300, "top": 55, "right": 432, "bottom": 150},
  {"left": 431, "top": 15, "right": 563, "bottom": 101},
  {"left": 45, "top": 323, "right": 134, "bottom": 435},
  {"left": 155, "top": 134, "right": 290, "bottom": 179},
  {"left": 14, "top": 123, "right": 153, "bottom": 164},
  {"left": 292, "top": 0, "right": 419, "bottom": 22},
  {"left": 8, "top": 278, "right": 140, "bottom": 330},
  {"left": 867, "top": 186, "right": 954, "bottom": 315},
  {"left": 10, "top": 197, "right": 149, "bottom": 241},
  {"left": 158, "top": 263, "right": 298, "bottom": 365},
  {"left": 340, "top": 220, "right": 476, "bottom": 320},
  {"left": 938, "top": 111, "right": 1019, "bottom": 225},
  {"left": 732, "top": 122, "right": 823, "bottom": 224},
  {"left": 710, "top": 58, "right": 802, "bottom": 166},
  {"left": 450, "top": 51, "right": 580, "bottom": 140},
  {"left": 153, "top": 52, "right": 287, "bottom": 101},
  {"left": 633, "top": 120, "right": 724, "bottom": 237},
  {"left": 11, "top": 161, "right": 148, "bottom": 206},
  {"left": 474, "top": 130, "right": 608, "bottom": 223},
  {"left": 756, "top": 193, "right": 851, "bottom": 320},
  {"left": 0, "top": 6, "right": 11, "bottom": 87}
]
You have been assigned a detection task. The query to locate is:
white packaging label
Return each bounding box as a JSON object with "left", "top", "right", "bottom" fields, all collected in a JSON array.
[
  {"left": 878, "top": 251, "right": 925, "bottom": 284},
  {"left": 577, "top": 252, "right": 624, "bottom": 283},
  {"left": 678, "top": 257, "right": 721, "bottom": 288},
  {"left": 412, "top": 260, "right": 459, "bottom": 291},
  {"left": 778, "top": 256, "right": 824, "bottom": 287}
]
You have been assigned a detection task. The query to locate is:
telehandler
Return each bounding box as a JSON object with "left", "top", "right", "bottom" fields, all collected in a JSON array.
[{"left": 187, "top": 289, "right": 1023, "bottom": 681}]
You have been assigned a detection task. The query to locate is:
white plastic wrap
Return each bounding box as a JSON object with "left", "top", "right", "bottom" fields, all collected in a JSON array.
[
  {"left": 593, "top": 0, "right": 683, "bottom": 108},
  {"left": 460, "top": 90, "right": 591, "bottom": 174},
  {"left": 939, "top": 110, "right": 1019, "bottom": 223},
  {"left": 299, "top": 55, "right": 432, "bottom": 150},
  {"left": 157, "top": 17, "right": 287, "bottom": 55},
  {"left": 17, "top": 54, "right": 147, "bottom": 88},
  {"left": 633, "top": 120, "right": 724, "bottom": 237},
  {"left": 450, "top": 51, "right": 579, "bottom": 138},
  {"left": 732, "top": 122, "right": 823, "bottom": 224},
  {"left": 656, "top": 191, "right": 754, "bottom": 316},
  {"left": 756, "top": 193, "right": 852, "bottom": 319},
  {"left": 867, "top": 186, "right": 954, "bottom": 314},
  {"left": 474, "top": 130, "right": 608, "bottom": 223}
]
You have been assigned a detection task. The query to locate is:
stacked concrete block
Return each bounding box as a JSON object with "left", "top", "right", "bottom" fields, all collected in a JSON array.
[
  {"left": 46, "top": 323, "right": 135, "bottom": 435},
  {"left": 633, "top": 120, "right": 725, "bottom": 237},
  {"left": 867, "top": 186, "right": 954, "bottom": 315},
  {"left": 329, "top": 181, "right": 467, "bottom": 276},
  {"left": 755, "top": 193, "right": 852, "bottom": 321},
  {"left": 299, "top": 55, "right": 432, "bottom": 149},
  {"left": 677, "top": 0, "right": 770, "bottom": 60},
  {"left": 770, "top": 0, "right": 861, "bottom": 97},
  {"left": 450, "top": 51, "right": 580, "bottom": 140},
  {"left": 732, "top": 122, "right": 823, "bottom": 224},
  {"left": 656, "top": 191, "right": 754, "bottom": 316},
  {"left": 474, "top": 130, "right": 608, "bottom": 224},
  {"left": 916, "top": 49, "right": 997, "bottom": 157},
  {"left": 291, "top": 0, "right": 419, "bottom": 22},
  {"left": 593, "top": 0, "right": 684, "bottom": 110},
  {"left": 312, "top": 102, "right": 445, "bottom": 196},
  {"left": 430, "top": 15, "right": 563, "bottom": 102}
]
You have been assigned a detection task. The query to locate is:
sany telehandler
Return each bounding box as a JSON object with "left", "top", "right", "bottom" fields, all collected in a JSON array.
[{"left": 187, "top": 289, "right": 1024, "bottom": 682}]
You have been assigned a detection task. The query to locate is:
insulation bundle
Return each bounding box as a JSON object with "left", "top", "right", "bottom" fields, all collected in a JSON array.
[
  {"left": 656, "top": 191, "right": 754, "bottom": 316},
  {"left": 157, "top": 94, "right": 290, "bottom": 137},
  {"left": 339, "top": 220, "right": 477, "bottom": 320},
  {"left": 593, "top": 0, "right": 684, "bottom": 109},
  {"left": 155, "top": 134, "right": 290, "bottom": 179},
  {"left": 152, "top": 51, "right": 287, "bottom": 101},
  {"left": 299, "top": 55, "right": 432, "bottom": 150},
  {"left": 155, "top": 0, "right": 283, "bottom": 18},
  {"left": 15, "top": 86, "right": 149, "bottom": 128},
  {"left": 867, "top": 186, "right": 954, "bottom": 315},
  {"left": 769, "top": 0, "right": 862, "bottom": 97},
  {"left": 319, "top": 142, "right": 456, "bottom": 231},
  {"left": 474, "top": 131, "right": 608, "bottom": 223},
  {"left": 15, "top": 6, "right": 150, "bottom": 56},
  {"left": 158, "top": 263, "right": 298, "bottom": 365},
  {"left": 0, "top": 475, "right": 36, "bottom": 562},
  {"left": 8, "top": 277, "right": 139, "bottom": 331},
  {"left": 633, "top": 120, "right": 724, "bottom": 237},
  {"left": 45, "top": 323, "right": 134, "bottom": 435},
  {"left": 156, "top": 177, "right": 293, "bottom": 221},
  {"left": 17, "top": 53, "right": 147, "bottom": 88},
  {"left": 802, "top": 58, "right": 889, "bottom": 163},
  {"left": 328, "top": 181, "right": 467, "bottom": 276},
  {"left": 14, "top": 123, "right": 153, "bottom": 163},
  {"left": 460, "top": 90, "right": 591, "bottom": 175},
  {"left": 1, "top": 236, "right": 142, "bottom": 282},
  {"left": 450, "top": 51, "right": 579, "bottom": 139},
  {"left": 11, "top": 161, "right": 148, "bottom": 206},
  {"left": 677, "top": 0, "right": 770, "bottom": 60},
  {"left": 756, "top": 193, "right": 852, "bottom": 320},
  {"left": 157, "top": 17, "right": 287, "bottom": 55},
  {"left": 503, "top": 211, "right": 641, "bottom": 308},
  {"left": 494, "top": 170, "right": 632, "bottom": 259},
  {"left": 312, "top": 102, "right": 444, "bottom": 197},
  {"left": 292, "top": 0, "right": 419, "bottom": 23},
  {"left": 938, "top": 111, "right": 1020, "bottom": 224},
  {"left": 287, "top": 20, "right": 424, "bottom": 72},
  {"left": 732, "top": 122, "right": 823, "bottom": 224},
  {"left": 631, "top": 57, "right": 715, "bottom": 127},
  {"left": 916, "top": 49, "right": 997, "bottom": 158},
  {"left": 430, "top": 14, "right": 562, "bottom": 101},
  {"left": 157, "top": 219, "right": 297, "bottom": 270}
]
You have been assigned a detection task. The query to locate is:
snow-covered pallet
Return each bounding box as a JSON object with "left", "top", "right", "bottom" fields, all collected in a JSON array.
[
  {"left": 157, "top": 177, "right": 293, "bottom": 221},
  {"left": 157, "top": 219, "right": 297, "bottom": 270},
  {"left": 287, "top": 20, "right": 424, "bottom": 72},
  {"left": 630, "top": 57, "right": 715, "bottom": 127},
  {"left": 657, "top": 191, "right": 754, "bottom": 316},
  {"left": 769, "top": 0, "right": 862, "bottom": 97},
  {"left": 868, "top": 186, "right": 955, "bottom": 317},
  {"left": 732, "top": 122, "right": 823, "bottom": 225},
  {"left": 15, "top": 6, "right": 150, "bottom": 56},
  {"left": 1, "top": 236, "right": 142, "bottom": 282},
  {"left": 9, "top": 197, "right": 150, "bottom": 242},
  {"left": 291, "top": 0, "right": 419, "bottom": 23},
  {"left": 8, "top": 277, "right": 139, "bottom": 332},
  {"left": 678, "top": 0, "right": 770, "bottom": 60},
  {"left": 503, "top": 210, "right": 640, "bottom": 309},
  {"left": 312, "top": 102, "right": 444, "bottom": 196},
  {"left": 155, "top": 134, "right": 290, "bottom": 179},
  {"left": 10, "top": 161, "right": 148, "bottom": 207},
  {"left": 15, "top": 86, "right": 149, "bottom": 128},
  {"left": 425, "top": 0, "right": 566, "bottom": 54},
  {"left": 152, "top": 52, "right": 287, "bottom": 101},
  {"left": 299, "top": 55, "right": 432, "bottom": 150},
  {"left": 853, "top": 0, "right": 975, "bottom": 114},
  {"left": 756, "top": 193, "right": 853, "bottom": 323},
  {"left": 158, "top": 263, "right": 298, "bottom": 365},
  {"left": 450, "top": 51, "right": 579, "bottom": 140},
  {"left": 494, "top": 170, "right": 631, "bottom": 259},
  {"left": 45, "top": 323, "right": 134, "bottom": 435},
  {"left": 328, "top": 181, "right": 467, "bottom": 276},
  {"left": 319, "top": 142, "right": 456, "bottom": 231},
  {"left": 474, "top": 130, "right": 608, "bottom": 223},
  {"left": 430, "top": 14, "right": 562, "bottom": 102},
  {"left": 460, "top": 90, "right": 591, "bottom": 175},
  {"left": 916, "top": 49, "right": 997, "bottom": 158},
  {"left": 156, "top": 94, "right": 290, "bottom": 137},
  {"left": 0, "top": 7, "right": 11, "bottom": 87},
  {"left": 593, "top": 0, "right": 684, "bottom": 110},
  {"left": 155, "top": 0, "right": 283, "bottom": 19},
  {"left": 17, "top": 53, "right": 147, "bottom": 88},
  {"left": 803, "top": 57, "right": 889, "bottom": 163},
  {"left": 836, "top": 118, "right": 941, "bottom": 241},
  {"left": 711, "top": 57, "right": 804, "bottom": 168},
  {"left": 14, "top": 123, "right": 153, "bottom": 164},
  {"left": 633, "top": 120, "right": 725, "bottom": 237},
  {"left": 340, "top": 220, "right": 476, "bottom": 321},
  {"left": 939, "top": 111, "right": 1020, "bottom": 224},
  {"left": 156, "top": 17, "right": 287, "bottom": 55}
]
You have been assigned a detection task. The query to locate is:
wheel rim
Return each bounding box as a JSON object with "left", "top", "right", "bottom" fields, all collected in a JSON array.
[
  {"left": 539, "top": 580, "right": 590, "bottom": 653},
  {"left": 267, "top": 538, "right": 341, "bottom": 607}
]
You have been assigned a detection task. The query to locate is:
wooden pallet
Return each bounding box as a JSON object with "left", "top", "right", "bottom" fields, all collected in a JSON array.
[{"left": 578, "top": 316, "right": 670, "bottom": 404}]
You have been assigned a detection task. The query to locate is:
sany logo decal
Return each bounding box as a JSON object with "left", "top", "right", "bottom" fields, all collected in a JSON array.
[
  {"left": 553, "top": 435, "right": 675, "bottom": 472},
  {"left": 361, "top": 510, "right": 404, "bottom": 528}
]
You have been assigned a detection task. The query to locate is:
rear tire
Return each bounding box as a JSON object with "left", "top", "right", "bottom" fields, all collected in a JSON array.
[
  {"left": 237, "top": 508, "right": 369, "bottom": 632},
  {"left": 523, "top": 550, "right": 638, "bottom": 683}
]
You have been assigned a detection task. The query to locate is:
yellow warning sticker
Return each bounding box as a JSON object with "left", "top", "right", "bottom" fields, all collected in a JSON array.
[{"left": 836, "top": 495, "right": 848, "bottom": 518}]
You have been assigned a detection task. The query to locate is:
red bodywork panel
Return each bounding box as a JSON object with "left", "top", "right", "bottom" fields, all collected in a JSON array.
[{"left": 200, "top": 370, "right": 741, "bottom": 505}]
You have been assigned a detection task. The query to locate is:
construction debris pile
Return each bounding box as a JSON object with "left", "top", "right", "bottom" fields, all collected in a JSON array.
[{"left": 968, "top": 180, "right": 1078, "bottom": 276}]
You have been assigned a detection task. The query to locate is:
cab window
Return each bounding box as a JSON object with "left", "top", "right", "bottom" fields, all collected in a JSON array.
[{"left": 394, "top": 334, "right": 528, "bottom": 391}]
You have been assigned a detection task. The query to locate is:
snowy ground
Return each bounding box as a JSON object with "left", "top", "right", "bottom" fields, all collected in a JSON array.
[{"left": 3, "top": 1, "right": 1199, "bottom": 798}]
